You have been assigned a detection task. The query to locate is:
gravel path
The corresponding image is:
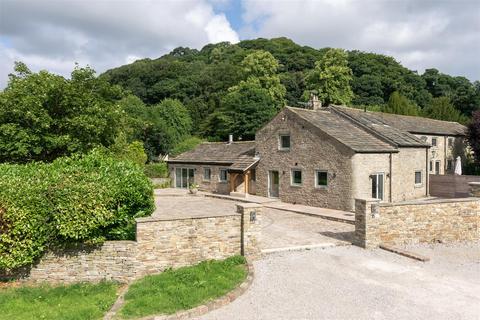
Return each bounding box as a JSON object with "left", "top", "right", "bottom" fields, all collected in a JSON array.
[{"left": 200, "top": 244, "right": 480, "bottom": 320}]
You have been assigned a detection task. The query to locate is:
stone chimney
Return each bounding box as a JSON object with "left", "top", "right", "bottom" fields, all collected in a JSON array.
[{"left": 310, "top": 94, "right": 322, "bottom": 110}]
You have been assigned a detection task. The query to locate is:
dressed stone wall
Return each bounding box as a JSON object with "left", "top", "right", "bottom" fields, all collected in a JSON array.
[
  {"left": 0, "top": 204, "right": 262, "bottom": 283},
  {"left": 255, "top": 108, "right": 355, "bottom": 211},
  {"left": 354, "top": 197, "right": 480, "bottom": 248}
]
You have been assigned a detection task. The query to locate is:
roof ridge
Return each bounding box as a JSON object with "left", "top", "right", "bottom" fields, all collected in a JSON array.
[{"left": 334, "top": 105, "right": 461, "bottom": 125}]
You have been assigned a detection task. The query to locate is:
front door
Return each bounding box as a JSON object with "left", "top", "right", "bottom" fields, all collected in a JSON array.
[
  {"left": 175, "top": 168, "right": 194, "bottom": 188},
  {"left": 268, "top": 170, "right": 279, "bottom": 198}
]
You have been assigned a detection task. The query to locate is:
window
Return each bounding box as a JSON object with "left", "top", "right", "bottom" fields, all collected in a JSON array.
[
  {"left": 291, "top": 169, "right": 302, "bottom": 186},
  {"left": 203, "top": 168, "right": 211, "bottom": 181},
  {"left": 175, "top": 168, "right": 194, "bottom": 189},
  {"left": 219, "top": 169, "right": 228, "bottom": 182},
  {"left": 447, "top": 159, "right": 453, "bottom": 171},
  {"left": 435, "top": 161, "right": 440, "bottom": 174},
  {"left": 279, "top": 134, "right": 291, "bottom": 150},
  {"left": 315, "top": 170, "right": 328, "bottom": 188},
  {"left": 448, "top": 138, "right": 453, "bottom": 147},
  {"left": 429, "top": 161, "right": 433, "bottom": 172},
  {"left": 371, "top": 173, "right": 384, "bottom": 200},
  {"left": 431, "top": 137, "right": 437, "bottom": 147},
  {"left": 415, "top": 171, "right": 422, "bottom": 185}
]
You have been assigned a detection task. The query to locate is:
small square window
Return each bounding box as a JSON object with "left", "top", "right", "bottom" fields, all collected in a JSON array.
[
  {"left": 219, "top": 169, "right": 228, "bottom": 182},
  {"left": 291, "top": 169, "right": 302, "bottom": 186},
  {"left": 204, "top": 168, "right": 211, "bottom": 180},
  {"left": 279, "top": 134, "right": 291, "bottom": 150},
  {"left": 316, "top": 171, "right": 328, "bottom": 188},
  {"left": 431, "top": 138, "right": 437, "bottom": 147},
  {"left": 415, "top": 171, "right": 422, "bottom": 185}
]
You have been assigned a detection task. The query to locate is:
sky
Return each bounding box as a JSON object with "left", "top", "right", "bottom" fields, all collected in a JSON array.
[{"left": 0, "top": 0, "right": 479, "bottom": 88}]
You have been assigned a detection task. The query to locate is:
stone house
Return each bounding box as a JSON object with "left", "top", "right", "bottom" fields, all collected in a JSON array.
[
  {"left": 168, "top": 104, "right": 467, "bottom": 211},
  {"left": 167, "top": 140, "right": 258, "bottom": 196}
]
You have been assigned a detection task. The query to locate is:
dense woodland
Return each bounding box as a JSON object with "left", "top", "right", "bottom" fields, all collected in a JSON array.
[{"left": 1, "top": 37, "right": 480, "bottom": 164}]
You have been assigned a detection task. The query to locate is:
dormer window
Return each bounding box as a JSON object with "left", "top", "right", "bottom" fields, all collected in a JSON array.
[{"left": 279, "top": 134, "right": 291, "bottom": 150}]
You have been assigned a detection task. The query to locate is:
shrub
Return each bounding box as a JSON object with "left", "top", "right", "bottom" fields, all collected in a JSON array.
[
  {"left": 144, "top": 162, "right": 168, "bottom": 178},
  {"left": 0, "top": 150, "right": 154, "bottom": 270}
]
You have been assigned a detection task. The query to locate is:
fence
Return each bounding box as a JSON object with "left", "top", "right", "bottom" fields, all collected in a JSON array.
[{"left": 429, "top": 174, "right": 480, "bottom": 198}]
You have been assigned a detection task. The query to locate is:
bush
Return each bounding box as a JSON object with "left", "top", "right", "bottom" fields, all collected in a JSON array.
[
  {"left": 144, "top": 162, "right": 168, "bottom": 178},
  {"left": 0, "top": 150, "right": 154, "bottom": 270}
]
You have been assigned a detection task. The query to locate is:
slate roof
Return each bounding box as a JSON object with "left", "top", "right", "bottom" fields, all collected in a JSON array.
[
  {"left": 331, "top": 107, "right": 430, "bottom": 147},
  {"left": 168, "top": 141, "right": 258, "bottom": 172},
  {"left": 332, "top": 106, "right": 467, "bottom": 137},
  {"left": 286, "top": 107, "right": 399, "bottom": 153}
]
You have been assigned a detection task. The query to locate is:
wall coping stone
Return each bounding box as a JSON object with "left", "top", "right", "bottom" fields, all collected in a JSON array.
[
  {"left": 469, "top": 182, "right": 480, "bottom": 186},
  {"left": 378, "top": 197, "right": 480, "bottom": 207},
  {"left": 136, "top": 212, "right": 239, "bottom": 223},
  {"left": 236, "top": 203, "right": 263, "bottom": 209}
]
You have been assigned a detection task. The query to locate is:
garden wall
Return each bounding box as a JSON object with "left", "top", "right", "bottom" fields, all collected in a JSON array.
[
  {"left": 355, "top": 197, "right": 480, "bottom": 248},
  {"left": 0, "top": 204, "right": 262, "bottom": 283},
  {"left": 429, "top": 174, "right": 480, "bottom": 198}
]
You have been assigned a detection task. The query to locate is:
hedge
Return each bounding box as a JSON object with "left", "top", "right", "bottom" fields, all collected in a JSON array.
[{"left": 0, "top": 150, "right": 154, "bottom": 270}]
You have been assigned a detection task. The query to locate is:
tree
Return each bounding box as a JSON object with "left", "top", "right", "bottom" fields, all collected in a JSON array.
[
  {"left": 468, "top": 111, "right": 480, "bottom": 164},
  {"left": 422, "top": 97, "right": 468, "bottom": 123},
  {"left": 305, "top": 48, "right": 353, "bottom": 106},
  {"left": 382, "top": 91, "right": 420, "bottom": 116},
  {"left": 118, "top": 96, "right": 192, "bottom": 159},
  {"left": 220, "top": 81, "right": 277, "bottom": 140},
  {"left": 236, "top": 50, "right": 286, "bottom": 107},
  {"left": 0, "top": 62, "right": 123, "bottom": 163}
]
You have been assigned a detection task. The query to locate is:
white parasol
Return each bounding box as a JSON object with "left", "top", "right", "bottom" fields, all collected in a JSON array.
[{"left": 454, "top": 156, "right": 462, "bottom": 175}]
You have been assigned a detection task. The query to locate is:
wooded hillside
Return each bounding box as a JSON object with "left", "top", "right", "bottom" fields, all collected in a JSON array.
[{"left": 101, "top": 37, "right": 480, "bottom": 137}]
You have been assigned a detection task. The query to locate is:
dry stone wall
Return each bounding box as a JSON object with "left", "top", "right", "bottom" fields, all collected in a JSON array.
[
  {"left": 1, "top": 204, "right": 262, "bottom": 283},
  {"left": 355, "top": 197, "right": 480, "bottom": 248}
]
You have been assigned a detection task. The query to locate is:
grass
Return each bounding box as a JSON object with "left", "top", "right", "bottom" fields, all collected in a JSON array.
[
  {"left": 0, "top": 281, "right": 118, "bottom": 320},
  {"left": 119, "top": 255, "right": 247, "bottom": 319}
]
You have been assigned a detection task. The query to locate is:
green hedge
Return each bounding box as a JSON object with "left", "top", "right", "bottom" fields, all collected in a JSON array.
[
  {"left": 0, "top": 150, "right": 154, "bottom": 270},
  {"left": 144, "top": 162, "right": 168, "bottom": 178}
]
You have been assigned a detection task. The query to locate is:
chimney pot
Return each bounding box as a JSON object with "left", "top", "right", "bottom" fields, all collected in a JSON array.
[{"left": 310, "top": 94, "right": 322, "bottom": 110}]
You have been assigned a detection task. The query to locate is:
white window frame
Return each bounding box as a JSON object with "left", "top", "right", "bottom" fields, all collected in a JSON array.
[
  {"left": 414, "top": 170, "right": 423, "bottom": 186},
  {"left": 315, "top": 170, "right": 328, "bottom": 189},
  {"left": 278, "top": 134, "right": 291, "bottom": 151},
  {"left": 290, "top": 169, "right": 302, "bottom": 186},
  {"left": 219, "top": 169, "right": 228, "bottom": 183},
  {"left": 371, "top": 172, "right": 384, "bottom": 201},
  {"left": 203, "top": 167, "right": 211, "bottom": 181}
]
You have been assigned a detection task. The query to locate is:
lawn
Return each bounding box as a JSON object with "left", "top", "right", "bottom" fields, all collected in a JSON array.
[
  {"left": 0, "top": 281, "right": 118, "bottom": 320},
  {"left": 119, "top": 255, "right": 248, "bottom": 319}
]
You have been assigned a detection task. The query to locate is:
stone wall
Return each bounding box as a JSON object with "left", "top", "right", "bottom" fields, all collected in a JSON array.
[
  {"left": 470, "top": 182, "right": 480, "bottom": 197},
  {"left": 168, "top": 163, "right": 231, "bottom": 194},
  {"left": 1, "top": 204, "right": 262, "bottom": 283},
  {"left": 354, "top": 197, "right": 480, "bottom": 248},
  {"left": 255, "top": 108, "right": 355, "bottom": 211}
]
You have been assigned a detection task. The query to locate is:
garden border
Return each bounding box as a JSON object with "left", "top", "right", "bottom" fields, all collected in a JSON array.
[{"left": 137, "top": 261, "right": 254, "bottom": 320}]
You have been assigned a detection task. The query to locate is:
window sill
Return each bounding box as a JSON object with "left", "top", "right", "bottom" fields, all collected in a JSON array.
[
  {"left": 290, "top": 184, "right": 303, "bottom": 188},
  {"left": 315, "top": 186, "right": 328, "bottom": 190},
  {"left": 278, "top": 148, "right": 290, "bottom": 152},
  {"left": 414, "top": 183, "right": 423, "bottom": 188}
]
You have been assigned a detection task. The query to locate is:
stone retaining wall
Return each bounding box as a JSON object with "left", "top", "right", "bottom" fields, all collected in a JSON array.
[
  {"left": 355, "top": 197, "right": 480, "bottom": 248},
  {"left": 1, "top": 204, "right": 262, "bottom": 283}
]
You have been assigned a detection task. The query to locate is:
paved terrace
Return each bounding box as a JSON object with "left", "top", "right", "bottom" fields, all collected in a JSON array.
[{"left": 153, "top": 189, "right": 354, "bottom": 251}]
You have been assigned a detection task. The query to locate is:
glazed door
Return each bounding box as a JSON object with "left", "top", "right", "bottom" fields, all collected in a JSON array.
[
  {"left": 268, "top": 170, "right": 280, "bottom": 198},
  {"left": 175, "top": 168, "right": 194, "bottom": 188}
]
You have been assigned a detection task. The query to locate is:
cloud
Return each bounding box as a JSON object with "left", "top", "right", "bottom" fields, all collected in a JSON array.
[
  {"left": 0, "top": 0, "right": 239, "bottom": 87},
  {"left": 240, "top": 0, "right": 480, "bottom": 80}
]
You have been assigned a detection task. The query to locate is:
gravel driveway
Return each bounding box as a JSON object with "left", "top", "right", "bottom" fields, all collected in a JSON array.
[{"left": 200, "top": 243, "right": 480, "bottom": 320}]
